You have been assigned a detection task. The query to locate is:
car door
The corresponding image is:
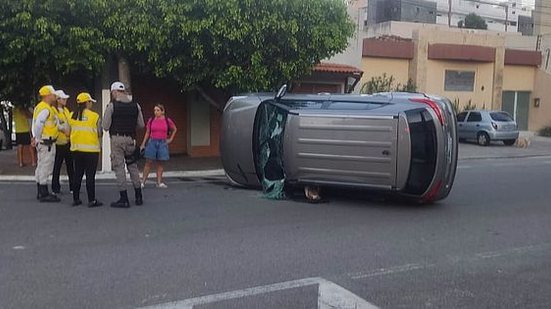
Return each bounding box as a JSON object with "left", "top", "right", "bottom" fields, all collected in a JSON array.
[
  {"left": 456, "top": 112, "right": 468, "bottom": 139},
  {"left": 465, "top": 111, "right": 483, "bottom": 139}
]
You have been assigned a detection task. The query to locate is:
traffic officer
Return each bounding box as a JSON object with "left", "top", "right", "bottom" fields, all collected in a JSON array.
[
  {"left": 51, "top": 90, "right": 75, "bottom": 194},
  {"left": 102, "top": 81, "right": 145, "bottom": 208},
  {"left": 69, "top": 92, "right": 103, "bottom": 207},
  {"left": 32, "top": 85, "right": 65, "bottom": 202}
]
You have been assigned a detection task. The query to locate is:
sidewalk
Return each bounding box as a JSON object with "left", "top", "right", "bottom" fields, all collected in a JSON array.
[
  {"left": 458, "top": 135, "right": 551, "bottom": 160},
  {"left": 1, "top": 136, "right": 550, "bottom": 181},
  {"left": 0, "top": 152, "right": 224, "bottom": 180}
]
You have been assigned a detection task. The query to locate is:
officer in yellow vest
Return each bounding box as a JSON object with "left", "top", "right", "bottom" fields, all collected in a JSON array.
[
  {"left": 32, "top": 85, "right": 65, "bottom": 203},
  {"left": 69, "top": 92, "right": 103, "bottom": 207},
  {"left": 51, "top": 90, "right": 75, "bottom": 194}
]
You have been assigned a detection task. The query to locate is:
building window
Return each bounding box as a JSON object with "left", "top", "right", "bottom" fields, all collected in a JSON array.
[{"left": 445, "top": 70, "right": 475, "bottom": 92}]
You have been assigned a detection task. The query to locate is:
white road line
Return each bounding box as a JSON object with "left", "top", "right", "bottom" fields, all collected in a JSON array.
[
  {"left": 349, "top": 263, "right": 431, "bottom": 280},
  {"left": 139, "top": 277, "right": 378, "bottom": 309}
]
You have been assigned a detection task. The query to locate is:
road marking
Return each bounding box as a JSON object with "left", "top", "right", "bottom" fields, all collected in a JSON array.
[
  {"left": 349, "top": 263, "right": 432, "bottom": 280},
  {"left": 457, "top": 165, "right": 472, "bottom": 169},
  {"left": 139, "top": 277, "right": 378, "bottom": 309},
  {"left": 12, "top": 245, "right": 25, "bottom": 250}
]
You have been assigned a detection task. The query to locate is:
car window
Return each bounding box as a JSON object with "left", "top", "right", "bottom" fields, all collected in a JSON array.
[
  {"left": 457, "top": 112, "right": 468, "bottom": 122},
  {"left": 467, "top": 112, "right": 482, "bottom": 122},
  {"left": 490, "top": 112, "right": 513, "bottom": 122}
]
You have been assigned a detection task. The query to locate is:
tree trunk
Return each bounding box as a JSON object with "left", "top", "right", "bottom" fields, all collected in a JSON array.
[{"left": 117, "top": 55, "right": 132, "bottom": 93}]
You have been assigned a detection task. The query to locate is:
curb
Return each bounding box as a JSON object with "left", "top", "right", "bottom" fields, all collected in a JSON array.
[
  {"left": 0, "top": 169, "right": 225, "bottom": 182},
  {"left": 459, "top": 154, "right": 551, "bottom": 161}
]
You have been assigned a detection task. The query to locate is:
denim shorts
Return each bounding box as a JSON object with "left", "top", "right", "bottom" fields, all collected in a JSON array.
[{"left": 144, "top": 139, "right": 170, "bottom": 161}]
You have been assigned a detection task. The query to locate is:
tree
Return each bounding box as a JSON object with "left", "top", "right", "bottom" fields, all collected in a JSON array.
[
  {"left": 1, "top": 0, "right": 354, "bottom": 108},
  {"left": 460, "top": 13, "right": 488, "bottom": 30},
  {"left": 105, "top": 0, "right": 355, "bottom": 105},
  {"left": 360, "top": 74, "right": 417, "bottom": 94}
]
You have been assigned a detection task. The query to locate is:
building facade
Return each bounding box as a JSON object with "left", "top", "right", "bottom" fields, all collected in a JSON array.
[{"left": 360, "top": 26, "right": 546, "bottom": 131}]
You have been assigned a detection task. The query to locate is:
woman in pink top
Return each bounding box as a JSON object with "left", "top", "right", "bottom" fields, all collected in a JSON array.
[{"left": 140, "top": 104, "right": 177, "bottom": 188}]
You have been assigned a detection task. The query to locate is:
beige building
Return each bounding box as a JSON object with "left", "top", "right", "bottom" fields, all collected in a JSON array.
[{"left": 360, "top": 26, "right": 549, "bottom": 132}]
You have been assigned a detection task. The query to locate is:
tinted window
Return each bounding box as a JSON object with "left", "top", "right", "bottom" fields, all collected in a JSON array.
[
  {"left": 457, "top": 112, "right": 467, "bottom": 122},
  {"left": 467, "top": 112, "right": 482, "bottom": 122},
  {"left": 490, "top": 112, "right": 513, "bottom": 122},
  {"left": 404, "top": 109, "right": 437, "bottom": 195}
]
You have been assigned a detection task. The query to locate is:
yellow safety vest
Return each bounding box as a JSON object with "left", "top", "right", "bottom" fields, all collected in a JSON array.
[
  {"left": 33, "top": 101, "right": 59, "bottom": 140},
  {"left": 56, "top": 107, "right": 72, "bottom": 145},
  {"left": 14, "top": 108, "right": 30, "bottom": 133},
  {"left": 69, "top": 109, "right": 100, "bottom": 153}
]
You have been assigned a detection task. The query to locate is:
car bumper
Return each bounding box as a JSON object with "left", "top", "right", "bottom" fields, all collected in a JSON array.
[{"left": 488, "top": 131, "right": 519, "bottom": 140}]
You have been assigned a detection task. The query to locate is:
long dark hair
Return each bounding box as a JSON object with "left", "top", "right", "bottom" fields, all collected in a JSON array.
[{"left": 72, "top": 103, "right": 86, "bottom": 121}]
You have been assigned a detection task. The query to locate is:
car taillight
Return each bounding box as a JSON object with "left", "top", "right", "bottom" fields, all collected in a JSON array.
[
  {"left": 409, "top": 98, "right": 445, "bottom": 125},
  {"left": 492, "top": 122, "right": 498, "bottom": 130},
  {"left": 423, "top": 180, "right": 442, "bottom": 203}
]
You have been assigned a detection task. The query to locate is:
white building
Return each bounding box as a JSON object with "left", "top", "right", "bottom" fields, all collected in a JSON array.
[{"left": 434, "top": 0, "right": 532, "bottom": 33}]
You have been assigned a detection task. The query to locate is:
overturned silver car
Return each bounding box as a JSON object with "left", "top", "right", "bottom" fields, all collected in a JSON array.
[{"left": 220, "top": 90, "right": 458, "bottom": 203}]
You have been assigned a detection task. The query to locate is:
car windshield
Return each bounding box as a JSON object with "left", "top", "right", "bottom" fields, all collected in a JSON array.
[{"left": 490, "top": 112, "right": 513, "bottom": 122}]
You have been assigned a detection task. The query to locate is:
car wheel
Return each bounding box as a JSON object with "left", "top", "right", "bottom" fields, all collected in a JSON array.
[
  {"left": 503, "top": 139, "right": 516, "bottom": 146},
  {"left": 477, "top": 132, "right": 490, "bottom": 146}
]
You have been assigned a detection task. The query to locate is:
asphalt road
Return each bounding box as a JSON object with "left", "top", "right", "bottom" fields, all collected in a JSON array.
[{"left": 1, "top": 156, "right": 551, "bottom": 309}]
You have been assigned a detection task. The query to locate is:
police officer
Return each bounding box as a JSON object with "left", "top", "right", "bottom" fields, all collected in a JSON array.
[
  {"left": 103, "top": 81, "right": 145, "bottom": 208},
  {"left": 32, "top": 85, "right": 65, "bottom": 203},
  {"left": 70, "top": 92, "right": 103, "bottom": 207}
]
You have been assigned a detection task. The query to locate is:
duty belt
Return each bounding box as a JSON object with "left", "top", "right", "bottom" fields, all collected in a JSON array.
[{"left": 40, "top": 137, "right": 57, "bottom": 152}]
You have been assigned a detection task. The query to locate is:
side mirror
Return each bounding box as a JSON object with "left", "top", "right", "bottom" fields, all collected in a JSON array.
[{"left": 275, "top": 84, "right": 287, "bottom": 101}]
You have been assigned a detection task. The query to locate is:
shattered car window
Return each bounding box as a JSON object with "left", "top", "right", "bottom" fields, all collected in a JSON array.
[{"left": 253, "top": 101, "right": 288, "bottom": 199}]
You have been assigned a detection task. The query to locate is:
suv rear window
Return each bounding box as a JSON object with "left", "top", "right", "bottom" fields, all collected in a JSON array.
[
  {"left": 457, "top": 112, "right": 467, "bottom": 122},
  {"left": 490, "top": 112, "right": 513, "bottom": 122}
]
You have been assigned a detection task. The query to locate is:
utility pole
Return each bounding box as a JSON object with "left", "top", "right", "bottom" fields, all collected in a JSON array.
[
  {"left": 448, "top": 0, "right": 452, "bottom": 27},
  {"left": 504, "top": 4, "right": 509, "bottom": 32}
]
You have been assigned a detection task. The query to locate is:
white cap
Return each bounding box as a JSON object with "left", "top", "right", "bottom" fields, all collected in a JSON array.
[
  {"left": 54, "top": 90, "right": 70, "bottom": 99},
  {"left": 110, "top": 81, "right": 126, "bottom": 91}
]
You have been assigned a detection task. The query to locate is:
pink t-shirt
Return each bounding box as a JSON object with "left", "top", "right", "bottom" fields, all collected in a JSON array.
[{"left": 148, "top": 117, "right": 176, "bottom": 140}]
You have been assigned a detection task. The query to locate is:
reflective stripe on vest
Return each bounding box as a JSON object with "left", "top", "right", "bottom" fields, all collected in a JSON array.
[
  {"left": 33, "top": 101, "right": 58, "bottom": 140},
  {"left": 69, "top": 110, "right": 100, "bottom": 153}
]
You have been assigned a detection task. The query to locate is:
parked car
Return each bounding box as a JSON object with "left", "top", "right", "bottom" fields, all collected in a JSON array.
[
  {"left": 456, "top": 110, "right": 519, "bottom": 146},
  {"left": 220, "top": 90, "right": 458, "bottom": 204}
]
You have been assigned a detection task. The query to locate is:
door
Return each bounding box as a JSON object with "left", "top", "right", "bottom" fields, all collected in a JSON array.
[
  {"left": 456, "top": 112, "right": 468, "bottom": 139},
  {"left": 465, "top": 111, "right": 482, "bottom": 139},
  {"left": 502, "top": 91, "right": 530, "bottom": 131}
]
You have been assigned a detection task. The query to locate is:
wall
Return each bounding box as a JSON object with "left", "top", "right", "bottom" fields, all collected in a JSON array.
[
  {"left": 530, "top": 70, "right": 551, "bottom": 131},
  {"left": 424, "top": 60, "right": 495, "bottom": 109},
  {"left": 360, "top": 57, "right": 410, "bottom": 91},
  {"left": 187, "top": 92, "right": 221, "bottom": 157},
  {"left": 534, "top": 0, "right": 551, "bottom": 35},
  {"left": 502, "top": 65, "right": 536, "bottom": 91},
  {"left": 411, "top": 28, "right": 506, "bottom": 109}
]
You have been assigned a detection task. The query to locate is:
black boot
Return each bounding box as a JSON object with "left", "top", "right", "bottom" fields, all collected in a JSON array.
[
  {"left": 36, "top": 183, "right": 40, "bottom": 200},
  {"left": 110, "top": 191, "right": 130, "bottom": 208},
  {"left": 72, "top": 190, "right": 82, "bottom": 206},
  {"left": 88, "top": 200, "right": 103, "bottom": 208},
  {"left": 39, "top": 185, "right": 61, "bottom": 203},
  {"left": 135, "top": 188, "right": 143, "bottom": 206}
]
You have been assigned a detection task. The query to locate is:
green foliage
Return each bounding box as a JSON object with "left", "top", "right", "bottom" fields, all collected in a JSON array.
[
  {"left": 360, "top": 74, "right": 417, "bottom": 94},
  {"left": 463, "top": 99, "right": 477, "bottom": 111},
  {"left": 0, "top": 0, "right": 355, "bottom": 104},
  {"left": 539, "top": 125, "right": 551, "bottom": 137},
  {"left": 461, "top": 13, "right": 488, "bottom": 30},
  {"left": 451, "top": 98, "right": 460, "bottom": 114},
  {"left": 0, "top": 0, "right": 109, "bottom": 105}
]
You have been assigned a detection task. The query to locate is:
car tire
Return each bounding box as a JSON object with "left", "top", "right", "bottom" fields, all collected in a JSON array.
[
  {"left": 503, "top": 139, "right": 516, "bottom": 146},
  {"left": 477, "top": 132, "right": 490, "bottom": 146}
]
